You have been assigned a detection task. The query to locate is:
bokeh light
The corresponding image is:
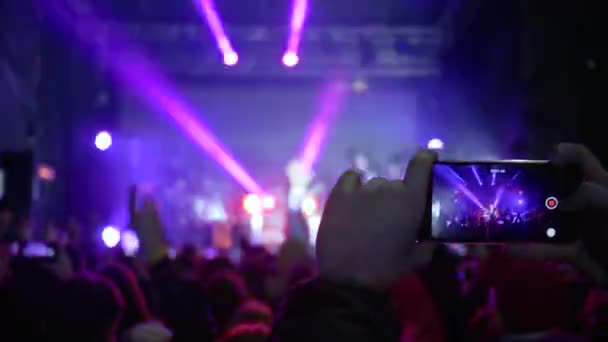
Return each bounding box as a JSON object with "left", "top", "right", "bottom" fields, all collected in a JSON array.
[
  {"left": 243, "top": 194, "right": 262, "bottom": 214},
  {"left": 120, "top": 229, "right": 140, "bottom": 256},
  {"left": 95, "top": 131, "right": 113, "bottom": 151},
  {"left": 282, "top": 52, "right": 299, "bottom": 67},
  {"left": 223, "top": 51, "right": 239, "bottom": 66},
  {"left": 427, "top": 138, "right": 444, "bottom": 150},
  {"left": 101, "top": 225, "right": 121, "bottom": 248}
]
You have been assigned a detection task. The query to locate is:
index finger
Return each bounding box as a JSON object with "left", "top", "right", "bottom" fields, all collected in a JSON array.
[
  {"left": 403, "top": 149, "right": 437, "bottom": 214},
  {"left": 403, "top": 149, "right": 437, "bottom": 192},
  {"left": 326, "top": 170, "right": 362, "bottom": 204}
]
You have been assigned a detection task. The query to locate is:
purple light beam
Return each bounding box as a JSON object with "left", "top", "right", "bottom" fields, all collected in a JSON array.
[
  {"left": 511, "top": 171, "right": 520, "bottom": 181},
  {"left": 47, "top": 3, "right": 262, "bottom": 194},
  {"left": 471, "top": 166, "right": 483, "bottom": 186},
  {"left": 123, "top": 69, "right": 262, "bottom": 193},
  {"left": 197, "top": 0, "right": 238, "bottom": 65},
  {"left": 493, "top": 187, "right": 505, "bottom": 207},
  {"left": 283, "top": 0, "right": 309, "bottom": 64},
  {"left": 299, "top": 78, "right": 349, "bottom": 171},
  {"left": 448, "top": 168, "right": 467, "bottom": 185},
  {"left": 436, "top": 166, "right": 485, "bottom": 209}
]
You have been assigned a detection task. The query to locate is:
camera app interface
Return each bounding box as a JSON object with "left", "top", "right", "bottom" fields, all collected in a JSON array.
[{"left": 431, "top": 163, "right": 560, "bottom": 242}]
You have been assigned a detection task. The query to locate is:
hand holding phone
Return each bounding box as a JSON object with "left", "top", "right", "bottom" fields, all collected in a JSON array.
[{"left": 420, "top": 160, "right": 581, "bottom": 243}]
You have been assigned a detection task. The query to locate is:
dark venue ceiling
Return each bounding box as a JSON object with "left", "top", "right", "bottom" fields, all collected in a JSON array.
[{"left": 89, "top": 0, "right": 449, "bottom": 25}]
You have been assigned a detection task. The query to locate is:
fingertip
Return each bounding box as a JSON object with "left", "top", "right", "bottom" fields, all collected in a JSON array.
[
  {"left": 416, "top": 149, "right": 439, "bottom": 163},
  {"left": 336, "top": 170, "right": 362, "bottom": 194},
  {"left": 403, "top": 149, "right": 437, "bottom": 183}
]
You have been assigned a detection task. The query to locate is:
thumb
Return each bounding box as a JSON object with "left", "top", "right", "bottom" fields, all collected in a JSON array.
[
  {"left": 323, "top": 170, "right": 362, "bottom": 219},
  {"left": 327, "top": 170, "right": 362, "bottom": 203},
  {"left": 403, "top": 150, "right": 437, "bottom": 212}
]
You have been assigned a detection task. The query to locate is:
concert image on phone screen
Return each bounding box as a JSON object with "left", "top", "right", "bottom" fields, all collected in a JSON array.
[{"left": 429, "top": 161, "right": 573, "bottom": 243}]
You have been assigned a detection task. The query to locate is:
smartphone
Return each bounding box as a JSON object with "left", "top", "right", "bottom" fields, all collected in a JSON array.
[
  {"left": 421, "top": 160, "right": 580, "bottom": 243},
  {"left": 10, "top": 241, "right": 57, "bottom": 259}
]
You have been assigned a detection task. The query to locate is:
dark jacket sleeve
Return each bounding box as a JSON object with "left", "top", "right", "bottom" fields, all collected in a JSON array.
[
  {"left": 148, "top": 257, "right": 217, "bottom": 341},
  {"left": 270, "top": 277, "right": 401, "bottom": 342}
]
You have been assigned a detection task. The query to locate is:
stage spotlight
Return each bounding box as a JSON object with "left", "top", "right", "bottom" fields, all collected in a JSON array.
[
  {"left": 284, "top": 0, "right": 308, "bottom": 68},
  {"left": 282, "top": 52, "right": 299, "bottom": 67},
  {"left": 95, "top": 131, "right": 113, "bottom": 151},
  {"left": 197, "top": 0, "right": 238, "bottom": 67},
  {"left": 546, "top": 227, "right": 556, "bottom": 238},
  {"left": 243, "top": 193, "right": 262, "bottom": 214},
  {"left": 101, "top": 225, "right": 121, "bottom": 248},
  {"left": 427, "top": 138, "right": 444, "bottom": 150},
  {"left": 223, "top": 51, "right": 238, "bottom": 66},
  {"left": 121, "top": 229, "right": 140, "bottom": 256}
]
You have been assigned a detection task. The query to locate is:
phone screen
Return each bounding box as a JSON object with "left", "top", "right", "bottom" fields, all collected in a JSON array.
[{"left": 426, "top": 161, "right": 577, "bottom": 243}]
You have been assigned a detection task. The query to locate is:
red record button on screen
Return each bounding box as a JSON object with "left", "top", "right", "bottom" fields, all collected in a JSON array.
[{"left": 545, "top": 196, "right": 559, "bottom": 210}]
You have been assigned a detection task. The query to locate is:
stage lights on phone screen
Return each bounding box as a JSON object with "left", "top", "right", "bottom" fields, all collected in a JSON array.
[{"left": 425, "top": 161, "right": 575, "bottom": 243}]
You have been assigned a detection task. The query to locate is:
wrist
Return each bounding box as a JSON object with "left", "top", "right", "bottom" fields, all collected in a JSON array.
[
  {"left": 295, "top": 277, "right": 401, "bottom": 337},
  {"left": 319, "top": 269, "right": 397, "bottom": 292},
  {"left": 316, "top": 275, "right": 392, "bottom": 298}
]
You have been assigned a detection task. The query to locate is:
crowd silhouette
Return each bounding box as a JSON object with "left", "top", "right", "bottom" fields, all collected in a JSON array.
[{"left": 0, "top": 144, "right": 607, "bottom": 341}]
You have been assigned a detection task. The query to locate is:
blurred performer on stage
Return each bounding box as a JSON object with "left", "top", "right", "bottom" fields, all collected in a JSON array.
[
  {"left": 349, "top": 150, "right": 376, "bottom": 182},
  {"left": 285, "top": 160, "right": 324, "bottom": 245}
]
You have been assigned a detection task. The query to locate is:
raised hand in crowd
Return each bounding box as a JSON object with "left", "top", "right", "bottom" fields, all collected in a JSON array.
[
  {"left": 129, "top": 186, "right": 168, "bottom": 266},
  {"left": 271, "top": 149, "right": 437, "bottom": 341}
]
